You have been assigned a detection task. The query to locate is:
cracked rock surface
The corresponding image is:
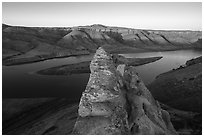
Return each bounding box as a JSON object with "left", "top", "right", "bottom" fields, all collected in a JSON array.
[{"left": 72, "top": 47, "right": 177, "bottom": 135}]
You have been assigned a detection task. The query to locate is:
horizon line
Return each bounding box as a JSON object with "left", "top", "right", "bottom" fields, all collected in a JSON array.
[{"left": 2, "top": 23, "right": 202, "bottom": 32}]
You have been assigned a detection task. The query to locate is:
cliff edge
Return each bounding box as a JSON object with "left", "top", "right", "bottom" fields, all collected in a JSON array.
[{"left": 72, "top": 47, "right": 177, "bottom": 135}]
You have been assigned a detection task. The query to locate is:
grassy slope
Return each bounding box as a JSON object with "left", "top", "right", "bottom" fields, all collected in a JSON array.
[
  {"left": 148, "top": 57, "right": 202, "bottom": 113},
  {"left": 147, "top": 57, "right": 202, "bottom": 134}
]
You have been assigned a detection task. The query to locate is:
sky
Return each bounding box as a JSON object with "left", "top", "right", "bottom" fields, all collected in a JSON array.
[{"left": 2, "top": 2, "right": 202, "bottom": 30}]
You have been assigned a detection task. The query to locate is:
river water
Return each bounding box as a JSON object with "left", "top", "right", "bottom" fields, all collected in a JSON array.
[
  {"left": 2, "top": 49, "right": 201, "bottom": 99},
  {"left": 121, "top": 49, "right": 202, "bottom": 85}
]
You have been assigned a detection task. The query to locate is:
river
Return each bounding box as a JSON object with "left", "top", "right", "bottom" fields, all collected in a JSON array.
[
  {"left": 3, "top": 49, "right": 201, "bottom": 99},
  {"left": 121, "top": 49, "right": 202, "bottom": 85}
]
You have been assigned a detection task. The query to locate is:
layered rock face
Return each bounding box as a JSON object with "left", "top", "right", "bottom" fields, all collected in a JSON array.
[{"left": 72, "top": 47, "right": 177, "bottom": 135}]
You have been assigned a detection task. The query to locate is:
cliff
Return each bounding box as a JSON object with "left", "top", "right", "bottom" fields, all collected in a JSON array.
[{"left": 72, "top": 47, "right": 177, "bottom": 135}]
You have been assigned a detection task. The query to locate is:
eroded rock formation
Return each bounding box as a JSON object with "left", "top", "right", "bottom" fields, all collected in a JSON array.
[{"left": 72, "top": 47, "right": 177, "bottom": 135}]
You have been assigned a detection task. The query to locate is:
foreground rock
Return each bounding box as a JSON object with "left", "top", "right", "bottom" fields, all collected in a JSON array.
[
  {"left": 37, "top": 56, "right": 162, "bottom": 76},
  {"left": 72, "top": 47, "right": 177, "bottom": 135}
]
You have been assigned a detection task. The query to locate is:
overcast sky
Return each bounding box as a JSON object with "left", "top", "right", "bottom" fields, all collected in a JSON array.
[{"left": 2, "top": 2, "right": 202, "bottom": 30}]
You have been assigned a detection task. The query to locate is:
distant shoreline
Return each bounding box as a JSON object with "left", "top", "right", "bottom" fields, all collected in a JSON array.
[
  {"left": 3, "top": 47, "right": 200, "bottom": 66},
  {"left": 36, "top": 56, "right": 163, "bottom": 76}
]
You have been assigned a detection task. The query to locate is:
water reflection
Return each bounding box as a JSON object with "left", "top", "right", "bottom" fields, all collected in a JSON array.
[
  {"left": 121, "top": 50, "right": 202, "bottom": 84},
  {"left": 3, "top": 50, "right": 201, "bottom": 98},
  {"left": 3, "top": 55, "right": 93, "bottom": 98}
]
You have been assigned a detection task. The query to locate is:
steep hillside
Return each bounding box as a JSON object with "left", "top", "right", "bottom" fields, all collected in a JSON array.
[
  {"left": 57, "top": 29, "right": 117, "bottom": 52},
  {"left": 2, "top": 24, "right": 202, "bottom": 66},
  {"left": 148, "top": 56, "right": 202, "bottom": 113},
  {"left": 147, "top": 56, "right": 202, "bottom": 134},
  {"left": 83, "top": 24, "right": 201, "bottom": 49}
]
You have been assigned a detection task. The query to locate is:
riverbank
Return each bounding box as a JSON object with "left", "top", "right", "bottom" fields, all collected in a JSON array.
[
  {"left": 147, "top": 56, "right": 202, "bottom": 134},
  {"left": 3, "top": 48, "right": 201, "bottom": 135},
  {"left": 2, "top": 52, "right": 90, "bottom": 66},
  {"left": 37, "top": 56, "right": 162, "bottom": 76},
  {"left": 3, "top": 46, "right": 200, "bottom": 66},
  {"left": 148, "top": 56, "right": 202, "bottom": 112}
]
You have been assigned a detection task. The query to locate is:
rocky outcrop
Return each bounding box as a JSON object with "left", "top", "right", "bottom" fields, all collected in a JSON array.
[{"left": 72, "top": 47, "right": 177, "bottom": 135}]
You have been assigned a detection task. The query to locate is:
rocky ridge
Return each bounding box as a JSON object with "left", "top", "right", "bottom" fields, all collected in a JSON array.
[{"left": 72, "top": 47, "right": 177, "bottom": 135}]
